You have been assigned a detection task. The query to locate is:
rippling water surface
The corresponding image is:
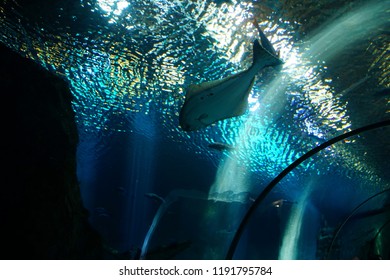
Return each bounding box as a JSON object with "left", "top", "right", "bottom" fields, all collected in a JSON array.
[{"left": 1, "top": 0, "right": 389, "bottom": 259}]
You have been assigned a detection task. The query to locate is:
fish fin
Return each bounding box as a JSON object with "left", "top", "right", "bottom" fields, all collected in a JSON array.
[
  {"left": 233, "top": 99, "right": 248, "bottom": 116},
  {"left": 253, "top": 39, "right": 283, "bottom": 68},
  {"left": 185, "top": 84, "right": 203, "bottom": 101},
  {"left": 259, "top": 31, "right": 277, "bottom": 56},
  {"left": 252, "top": 19, "right": 283, "bottom": 68}
]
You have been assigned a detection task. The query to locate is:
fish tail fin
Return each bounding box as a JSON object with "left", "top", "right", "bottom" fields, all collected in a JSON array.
[
  {"left": 252, "top": 20, "right": 283, "bottom": 69},
  {"left": 253, "top": 39, "right": 283, "bottom": 69}
]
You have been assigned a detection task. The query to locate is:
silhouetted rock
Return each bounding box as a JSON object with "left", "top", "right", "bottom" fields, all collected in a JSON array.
[{"left": 0, "top": 43, "right": 103, "bottom": 259}]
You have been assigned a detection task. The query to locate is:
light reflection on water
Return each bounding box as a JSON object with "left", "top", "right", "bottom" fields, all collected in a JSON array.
[
  {"left": 210, "top": 0, "right": 389, "bottom": 199},
  {"left": 0, "top": 0, "right": 388, "bottom": 185},
  {"left": 1, "top": 0, "right": 389, "bottom": 259}
]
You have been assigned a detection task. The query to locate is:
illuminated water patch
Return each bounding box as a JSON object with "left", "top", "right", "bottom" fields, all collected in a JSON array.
[
  {"left": 97, "top": 0, "right": 129, "bottom": 21},
  {"left": 209, "top": 0, "right": 389, "bottom": 200},
  {"left": 278, "top": 184, "right": 311, "bottom": 260}
]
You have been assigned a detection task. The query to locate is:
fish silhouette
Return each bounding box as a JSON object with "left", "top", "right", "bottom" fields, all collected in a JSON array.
[{"left": 179, "top": 27, "right": 282, "bottom": 131}]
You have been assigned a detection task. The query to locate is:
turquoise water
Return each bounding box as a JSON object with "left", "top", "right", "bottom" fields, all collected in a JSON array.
[{"left": 1, "top": 0, "right": 389, "bottom": 259}]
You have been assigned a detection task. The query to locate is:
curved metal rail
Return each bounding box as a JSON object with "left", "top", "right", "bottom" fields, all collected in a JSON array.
[{"left": 226, "top": 119, "right": 390, "bottom": 259}]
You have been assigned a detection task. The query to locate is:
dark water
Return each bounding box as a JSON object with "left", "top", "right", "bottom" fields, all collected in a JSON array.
[{"left": 1, "top": 0, "right": 389, "bottom": 259}]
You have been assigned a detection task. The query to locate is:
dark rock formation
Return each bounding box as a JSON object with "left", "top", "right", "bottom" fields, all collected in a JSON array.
[{"left": 0, "top": 43, "right": 103, "bottom": 259}]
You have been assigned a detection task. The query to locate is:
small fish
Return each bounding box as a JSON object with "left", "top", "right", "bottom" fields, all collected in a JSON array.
[
  {"left": 208, "top": 142, "right": 234, "bottom": 152},
  {"left": 339, "top": 75, "right": 370, "bottom": 96},
  {"left": 94, "top": 207, "right": 111, "bottom": 218},
  {"left": 272, "top": 199, "right": 286, "bottom": 208},
  {"left": 144, "top": 192, "right": 166, "bottom": 204},
  {"left": 271, "top": 199, "right": 296, "bottom": 208},
  {"left": 179, "top": 25, "right": 282, "bottom": 132}
]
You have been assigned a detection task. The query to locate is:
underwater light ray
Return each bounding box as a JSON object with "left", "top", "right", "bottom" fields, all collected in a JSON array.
[
  {"left": 226, "top": 119, "right": 390, "bottom": 259},
  {"left": 305, "top": 0, "right": 389, "bottom": 62},
  {"left": 278, "top": 182, "right": 312, "bottom": 260},
  {"left": 211, "top": 0, "right": 390, "bottom": 213},
  {"left": 140, "top": 189, "right": 209, "bottom": 259}
]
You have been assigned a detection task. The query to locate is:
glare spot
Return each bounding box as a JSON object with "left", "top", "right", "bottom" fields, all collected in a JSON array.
[
  {"left": 97, "top": 0, "right": 129, "bottom": 19},
  {"left": 248, "top": 95, "right": 260, "bottom": 112},
  {"left": 203, "top": 1, "right": 253, "bottom": 64}
]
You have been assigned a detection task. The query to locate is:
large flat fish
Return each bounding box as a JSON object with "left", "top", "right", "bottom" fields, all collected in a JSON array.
[{"left": 179, "top": 30, "right": 283, "bottom": 132}]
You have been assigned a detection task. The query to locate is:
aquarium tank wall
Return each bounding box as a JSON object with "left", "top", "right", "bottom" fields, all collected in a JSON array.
[{"left": 1, "top": 0, "right": 389, "bottom": 259}]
